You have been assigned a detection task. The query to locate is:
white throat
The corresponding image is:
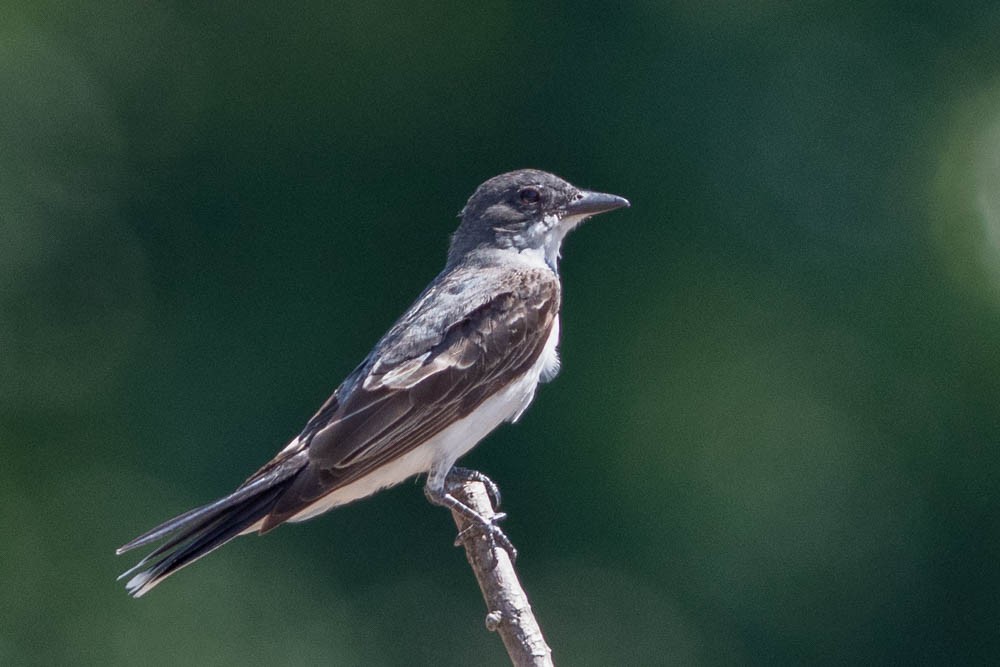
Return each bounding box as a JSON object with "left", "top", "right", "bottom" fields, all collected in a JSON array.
[{"left": 516, "top": 213, "right": 588, "bottom": 271}]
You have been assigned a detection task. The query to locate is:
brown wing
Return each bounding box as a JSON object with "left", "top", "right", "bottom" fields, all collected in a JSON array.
[{"left": 260, "top": 267, "right": 560, "bottom": 528}]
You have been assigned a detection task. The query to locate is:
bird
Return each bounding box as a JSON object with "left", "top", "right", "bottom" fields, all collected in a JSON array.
[{"left": 117, "top": 169, "right": 629, "bottom": 597}]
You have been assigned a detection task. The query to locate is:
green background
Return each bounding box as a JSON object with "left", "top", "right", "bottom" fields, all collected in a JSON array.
[{"left": 3, "top": 2, "right": 999, "bottom": 664}]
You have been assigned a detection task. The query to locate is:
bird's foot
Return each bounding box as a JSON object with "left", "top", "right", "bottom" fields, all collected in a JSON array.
[
  {"left": 452, "top": 512, "right": 516, "bottom": 563},
  {"left": 445, "top": 466, "right": 503, "bottom": 510},
  {"left": 425, "top": 470, "right": 517, "bottom": 564}
]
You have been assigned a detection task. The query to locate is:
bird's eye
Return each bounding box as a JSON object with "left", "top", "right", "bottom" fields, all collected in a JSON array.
[{"left": 519, "top": 187, "right": 541, "bottom": 204}]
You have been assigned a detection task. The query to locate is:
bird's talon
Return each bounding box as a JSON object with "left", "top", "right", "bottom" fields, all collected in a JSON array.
[
  {"left": 445, "top": 467, "right": 503, "bottom": 510},
  {"left": 451, "top": 514, "right": 517, "bottom": 563}
]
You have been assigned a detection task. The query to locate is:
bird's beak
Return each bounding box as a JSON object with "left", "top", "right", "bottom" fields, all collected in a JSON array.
[{"left": 564, "top": 190, "right": 631, "bottom": 217}]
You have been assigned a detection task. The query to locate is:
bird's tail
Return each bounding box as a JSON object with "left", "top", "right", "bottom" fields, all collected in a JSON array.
[{"left": 116, "top": 458, "right": 304, "bottom": 597}]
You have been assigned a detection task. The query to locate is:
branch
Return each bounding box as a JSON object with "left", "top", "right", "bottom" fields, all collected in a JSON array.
[{"left": 448, "top": 480, "right": 553, "bottom": 667}]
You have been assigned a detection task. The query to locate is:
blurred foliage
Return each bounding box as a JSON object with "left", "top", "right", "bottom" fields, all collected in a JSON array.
[{"left": 2, "top": 1, "right": 1000, "bottom": 664}]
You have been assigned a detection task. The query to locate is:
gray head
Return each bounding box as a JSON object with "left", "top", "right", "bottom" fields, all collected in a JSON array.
[{"left": 448, "top": 169, "right": 629, "bottom": 270}]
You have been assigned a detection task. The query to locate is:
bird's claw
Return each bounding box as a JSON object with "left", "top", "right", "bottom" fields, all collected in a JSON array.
[
  {"left": 454, "top": 512, "right": 517, "bottom": 563},
  {"left": 446, "top": 467, "right": 503, "bottom": 511},
  {"left": 428, "top": 467, "right": 517, "bottom": 563}
]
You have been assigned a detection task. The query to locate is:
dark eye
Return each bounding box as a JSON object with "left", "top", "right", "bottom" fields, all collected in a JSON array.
[{"left": 519, "top": 187, "right": 541, "bottom": 204}]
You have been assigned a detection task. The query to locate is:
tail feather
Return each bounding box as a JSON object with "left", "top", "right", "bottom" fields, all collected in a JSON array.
[
  {"left": 122, "top": 485, "right": 288, "bottom": 597},
  {"left": 117, "top": 469, "right": 296, "bottom": 556},
  {"left": 117, "top": 454, "right": 306, "bottom": 597}
]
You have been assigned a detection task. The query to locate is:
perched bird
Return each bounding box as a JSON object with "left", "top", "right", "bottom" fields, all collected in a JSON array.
[{"left": 117, "top": 169, "right": 629, "bottom": 596}]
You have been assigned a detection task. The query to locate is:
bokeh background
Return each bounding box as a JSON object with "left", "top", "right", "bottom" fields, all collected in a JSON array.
[{"left": 3, "top": 2, "right": 1000, "bottom": 664}]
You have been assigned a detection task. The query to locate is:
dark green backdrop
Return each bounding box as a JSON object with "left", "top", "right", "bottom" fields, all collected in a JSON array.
[{"left": 3, "top": 2, "right": 999, "bottom": 664}]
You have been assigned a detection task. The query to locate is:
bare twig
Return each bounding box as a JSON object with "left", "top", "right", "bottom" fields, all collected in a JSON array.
[{"left": 448, "top": 480, "right": 553, "bottom": 667}]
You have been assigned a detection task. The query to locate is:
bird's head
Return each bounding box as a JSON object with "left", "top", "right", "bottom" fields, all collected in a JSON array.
[{"left": 449, "top": 169, "right": 629, "bottom": 270}]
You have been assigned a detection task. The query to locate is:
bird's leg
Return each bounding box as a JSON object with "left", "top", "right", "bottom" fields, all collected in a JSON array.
[{"left": 425, "top": 466, "right": 517, "bottom": 563}]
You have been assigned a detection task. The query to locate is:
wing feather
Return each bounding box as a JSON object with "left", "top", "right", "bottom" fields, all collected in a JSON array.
[{"left": 262, "top": 266, "right": 560, "bottom": 527}]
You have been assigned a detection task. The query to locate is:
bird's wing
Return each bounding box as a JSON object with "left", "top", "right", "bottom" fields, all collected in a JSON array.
[{"left": 261, "top": 265, "right": 560, "bottom": 528}]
